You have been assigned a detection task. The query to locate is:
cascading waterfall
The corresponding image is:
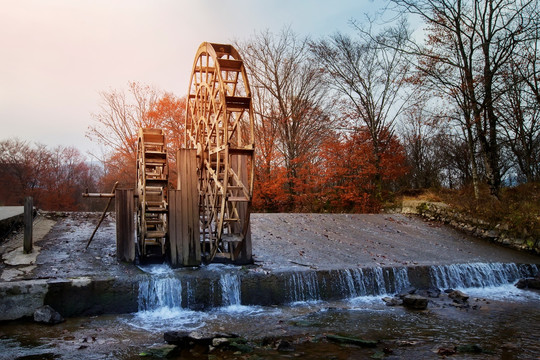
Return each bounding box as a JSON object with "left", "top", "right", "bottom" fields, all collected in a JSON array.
[
  {"left": 430, "top": 263, "right": 537, "bottom": 289},
  {"left": 220, "top": 273, "right": 241, "bottom": 306},
  {"left": 335, "top": 267, "right": 411, "bottom": 298},
  {"left": 136, "top": 262, "right": 538, "bottom": 311},
  {"left": 138, "top": 275, "right": 183, "bottom": 311},
  {"left": 288, "top": 271, "right": 321, "bottom": 302},
  {"left": 137, "top": 270, "right": 244, "bottom": 311}
]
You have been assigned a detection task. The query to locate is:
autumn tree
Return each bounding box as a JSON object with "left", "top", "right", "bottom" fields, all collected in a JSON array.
[
  {"left": 0, "top": 139, "right": 100, "bottom": 210},
  {"left": 310, "top": 20, "right": 412, "bottom": 200},
  {"left": 237, "top": 28, "right": 334, "bottom": 210},
  {"left": 87, "top": 82, "right": 186, "bottom": 189},
  {"left": 319, "top": 127, "right": 408, "bottom": 212},
  {"left": 0, "top": 139, "right": 49, "bottom": 205}
]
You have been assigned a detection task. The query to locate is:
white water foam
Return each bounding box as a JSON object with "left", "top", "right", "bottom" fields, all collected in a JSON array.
[
  {"left": 288, "top": 271, "right": 321, "bottom": 302},
  {"left": 456, "top": 283, "right": 540, "bottom": 302},
  {"left": 138, "top": 276, "right": 182, "bottom": 310},
  {"left": 220, "top": 273, "right": 241, "bottom": 306},
  {"left": 430, "top": 263, "right": 535, "bottom": 289}
]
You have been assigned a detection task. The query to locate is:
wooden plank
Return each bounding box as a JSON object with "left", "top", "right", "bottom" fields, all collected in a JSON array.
[
  {"left": 186, "top": 149, "right": 199, "bottom": 265},
  {"left": 217, "top": 58, "right": 243, "bottom": 72},
  {"left": 189, "top": 149, "right": 201, "bottom": 264},
  {"left": 231, "top": 155, "right": 252, "bottom": 264},
  {"left": 168, "top": 189, "right": 178, "bottom": 268},
  {"left": 23, "top": 197, "right": 33, "bottom": 254},
  {"left": 171, "top": 149, "right": 201, "bottom": 267},
  {"left": 115, "top": 189, "right": 135, "bottom": 262}
]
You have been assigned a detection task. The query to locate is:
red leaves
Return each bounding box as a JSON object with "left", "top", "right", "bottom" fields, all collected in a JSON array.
[{"left": 252, "top": 126, "right": 408, "bottom": 213}]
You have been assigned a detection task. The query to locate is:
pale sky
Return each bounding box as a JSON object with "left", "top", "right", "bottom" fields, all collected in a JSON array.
[{"left": 0, "top": 0, "right": 387, "bottom": 156}]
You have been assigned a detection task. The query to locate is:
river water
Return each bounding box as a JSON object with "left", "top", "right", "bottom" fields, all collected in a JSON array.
[{"left": 1, "top": 263, "right": 539, "bottom": 359}]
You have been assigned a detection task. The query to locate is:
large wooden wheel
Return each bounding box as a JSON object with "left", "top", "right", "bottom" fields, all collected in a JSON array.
[
  {"left": 186, "top": 43, "right": 255, "bottom": 263},
  {"left": 136, "top": 128, "right": 169, "bottom": 260}
]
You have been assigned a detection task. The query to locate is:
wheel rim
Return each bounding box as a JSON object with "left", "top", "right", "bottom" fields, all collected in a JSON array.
[{"left": 186, "top": 42, "right": 255, "bottom": 263}]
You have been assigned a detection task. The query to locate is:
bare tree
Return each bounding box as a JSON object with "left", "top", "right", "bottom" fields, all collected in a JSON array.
[
  {"left": 237, "top": 28, "right": 334, "bottom": 205},
  {"left": 310, "top": 19, "right": 412, "bottom": 198},
  {"left": 87, "top": 81, "right": 161, "bottom": 158},
  {"left": 391, "top": 0, "right": 540, "bottom": 197},
  {"left": 499, "top": 60, "right": 540, "bottom": 182},
  {"left": 400, "top": 105, "right": 444, "bottom": 188}
]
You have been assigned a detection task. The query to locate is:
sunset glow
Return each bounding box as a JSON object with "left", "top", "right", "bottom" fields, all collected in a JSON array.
[{"left": 0, "top": 0, "right": 372, "bottom": 153}]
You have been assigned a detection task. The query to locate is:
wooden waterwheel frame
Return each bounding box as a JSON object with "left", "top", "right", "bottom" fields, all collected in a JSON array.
[
  {"left": 136, "top": 128, "right": 169, "bottom": 260},
  {"left": 185, "top": 42, "right": 255, "bottom": 263}
]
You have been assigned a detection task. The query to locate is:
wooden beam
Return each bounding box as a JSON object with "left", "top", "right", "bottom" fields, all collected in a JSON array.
[
  {"left": 115, "top": 188, "right": 135, "bottom": 262},
  {"left": 23, "top": 197, "right": 33, "bottom": 254},
  {"left": 86, "top": 182, "right": 119, "bottom": 249}
]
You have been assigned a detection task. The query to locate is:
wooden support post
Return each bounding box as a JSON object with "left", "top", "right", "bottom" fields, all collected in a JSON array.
[
  {"left": 169, "top": 149, "right": 200, "bottom": 267},
  {"left": 115, "top": 189, "right": 135, "bottom": 262},
  {"left": 232, "top": 155, "right": 252, "bottom": 264},
  {"left": 86, "top": 181, "right": 118, "bottom": 249},
  {"left": 23, "top": 196, "right": 33, "bottom": 254}
]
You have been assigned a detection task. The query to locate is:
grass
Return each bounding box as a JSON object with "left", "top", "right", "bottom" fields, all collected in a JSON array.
[{"left": 414, "top": 183, "right": 540, "bottom": 242}]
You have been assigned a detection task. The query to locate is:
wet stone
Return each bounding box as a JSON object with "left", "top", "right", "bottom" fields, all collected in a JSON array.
[
  {"left": 139, "top": 344, "right": 178, "bottom": 358},
  {"left": 515, "top": 275, "right": 540, "bottom": 290},
  {"left": 402, "top": 294, "right": 428, "bottom": 310},
  {"left": 276, "top": 339, "right": 295, "bottom": 352},
  {"left": 448, "top": 290, "right": 469, "bottom": 303},
  {"left": 33, "top": 305, "right": 64, "bottom": 324},
  {"left": 382, "top": 296, "right": 402, "bottom": 306},
  {"left": 326, "top": 334, "right": 377, "bottom": 348}
]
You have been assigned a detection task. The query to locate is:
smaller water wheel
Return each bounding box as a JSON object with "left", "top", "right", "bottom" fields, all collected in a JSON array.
[{"left": 136, "top": 128, "right": 169, "bottom": 260}]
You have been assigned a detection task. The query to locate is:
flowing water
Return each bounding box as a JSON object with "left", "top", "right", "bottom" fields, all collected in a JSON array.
[{"left": 0, "top": 262, "right": 539, "bottom": 359}]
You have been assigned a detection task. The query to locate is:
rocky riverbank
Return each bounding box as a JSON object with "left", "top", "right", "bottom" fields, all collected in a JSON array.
[{"left": 402, "top": 200, "right": 540, "bottom": 254}]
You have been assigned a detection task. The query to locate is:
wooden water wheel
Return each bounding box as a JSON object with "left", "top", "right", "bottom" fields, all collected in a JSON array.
[
  {"left": 185, "top": 42, "right": 255, "bottom": 263},
  {"left": 136, "top": 128, "right": 169, "bottom": 259}
]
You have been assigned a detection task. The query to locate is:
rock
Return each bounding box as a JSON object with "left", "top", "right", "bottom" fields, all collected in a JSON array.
[
  {"left": 139, "top": 344, "right": 178, "bottom": 358},
  {"left": 326, "top": 334, "right": 377, "bottom": 348},
  {"left": 436, "top": 346, "right": 457, "bottom": 355},
  {"left": 164, "top": 330, "right": 237, "bottom": 347},
  {"left": 164, "top": 331, "right": 191, "bottom": 345},
  {"left": 515, "top": 276, "right": 540, "bottom": 290},
  {"left": 212, "top": 337, "right": 230, "bottom": 347},
  {"left": 416, "top": 288, "right": 441, "bottom": 298},
  {"left": 448, "top": 290, "right": 469, "bottom": 303},
  {"left": 397, "top": 287, "right": 416, "bottom": 298},
  {"left": 402, "top": 294, "right": 428, "bottom": 310},
  {"left": 33, "top": 305, "right": 64, "bottom": 324},
  {"left": 228, "top": 339, "right": 252, "bottom": 354},
  {"left": 457, "top": 344, "right": 484, "bottom": 354},
  {"left": 276, "top": 339, "right": 295, "bottom": 352},
  {"left": 382, "top": 297, "right": 402, "bottom": 306}
]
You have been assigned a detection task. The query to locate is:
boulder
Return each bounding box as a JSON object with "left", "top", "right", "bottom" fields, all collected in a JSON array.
[
  {"left": 515, "top": 276, "right": 540, "bottom": 290},
  {"left": 448, "top": 290, "right": 469, "bottom": 303},
  {"left": 164, "top": 330, "right": 239, "bottom": 348},
  {"left": 382, "top": 297, "right": 402, "bottom": 306},
  {"left": 397, "top": 287, "right": 417, "bottom": 298},
  {"left": 164, "top": 331, "right": 191, "bottom": 346},
  {"left": 139, "top": 344, "right": 178, "bottom": 358},
  {"left": 276, "top": 339, "right": 295, "bottom": 352},
  {"left": 326, "top": 334, "right": 377, "bottom": 348},
  {"left": 402, "top": 294, "right": 428, "bottom": 310},
  {"left": 33, "top": 305, "right": 64, "bottom": 324}
]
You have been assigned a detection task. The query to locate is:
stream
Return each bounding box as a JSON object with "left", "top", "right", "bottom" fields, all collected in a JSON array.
[{"left": 0, "top": 262, "right": 539, "bottom": 359}]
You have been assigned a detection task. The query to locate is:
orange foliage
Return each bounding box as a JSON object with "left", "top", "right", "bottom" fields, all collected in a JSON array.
[
  {"left": 251, "top": 126, "right": 408, "bottom": 213},
  {"left": 0, "top": 140, "right": 101, "bottom": 211}
]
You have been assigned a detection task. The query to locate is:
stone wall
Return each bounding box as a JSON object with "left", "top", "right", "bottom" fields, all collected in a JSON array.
[{"left": 402, "top": 200, "right": 540, "bottom": 255}]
